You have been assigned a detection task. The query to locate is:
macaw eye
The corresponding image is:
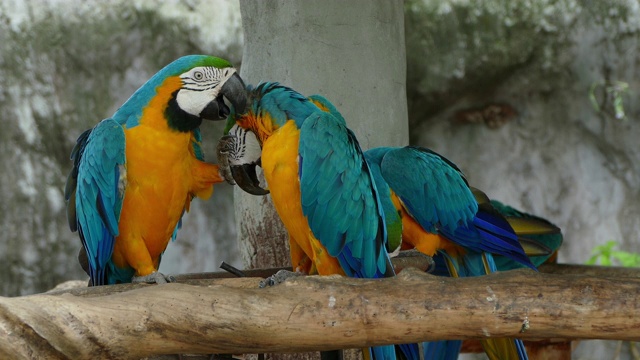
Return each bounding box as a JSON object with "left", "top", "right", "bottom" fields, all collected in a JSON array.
[{"left": 193, "top": 71, "right": 204, "bottom": 80}]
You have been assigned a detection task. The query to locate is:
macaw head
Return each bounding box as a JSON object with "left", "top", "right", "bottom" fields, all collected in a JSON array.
[
  {"left": 220, "top": 82, "right": 319, "bottom": 195},
  {"left": 116, "top": 55, "right": 247, "bottom": 131},
  {"left": 224, "top": 82, "right": 314, "bottom": 141},
  {"left": 218, "top": 124, "right": 268, "bottom": 195}
]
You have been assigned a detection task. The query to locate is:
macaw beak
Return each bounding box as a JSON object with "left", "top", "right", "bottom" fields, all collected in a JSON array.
[
  {"left": 200, "top": 72, "right": 247, "bottom": 121},
  {"left": 231, "top": 161, "right": 270, "bottom": 196}
]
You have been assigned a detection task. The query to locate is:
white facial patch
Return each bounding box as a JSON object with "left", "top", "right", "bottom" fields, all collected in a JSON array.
[
  {"left": 176, "top": 67, "right": 237, "bottom": 117},
  {"left": 226, "top": 124, "right": 262, "bottom": 166}
]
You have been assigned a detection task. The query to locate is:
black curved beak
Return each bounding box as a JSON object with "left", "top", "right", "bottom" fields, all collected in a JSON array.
[
  {"left": 231, "top": 162, "right": 270, "bottom": 196},
  {"left": 200, "top": 72, "right": 247, "bottom": 121}
]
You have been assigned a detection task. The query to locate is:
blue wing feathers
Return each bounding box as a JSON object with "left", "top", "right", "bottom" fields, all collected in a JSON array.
[
  {"left": 379, "top": 146, "right": 477, "bottom": 234},
  {"left": 74, "top": 118, "right": 126, "bottom": 285},
  {"left": 375, "top": 146, "right": 535, "bottom": 269},
  {"left": 298, "top": 110, "right": 390, "bottom": 279},
  {"left": 472, "top": 216, "right": 536, "bottom": 270},
  {"left": 96, "top": 178, "right": 119, "bottom": 235}
]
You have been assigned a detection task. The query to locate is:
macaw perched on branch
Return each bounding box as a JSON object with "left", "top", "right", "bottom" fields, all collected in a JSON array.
[
  {"left": 222, "top": 82, "right": 407, "bottom": 359},
  {"left": 65, "top": 55, "right": 247, "bottom": 286},
  {"left": 364, "top": 146, "right": 552, "bottom": 360}
]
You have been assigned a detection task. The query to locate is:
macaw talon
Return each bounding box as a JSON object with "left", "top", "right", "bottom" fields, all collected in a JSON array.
[
  {"left": 216, "top": 135, "right": 236, "bottom": 185},
  {"left": 131, "top": 271, "right": 175, "bottom": 285},
  {"left": 259, "top": 269, "right": 302, "bottom": 288},
  {"left": 425, "top": 259, "right": 437, "bottom": 274},
  {"left": 200, "top": 73, "right": 247, "bottom": 121},
  {"left": 394, "top": 249, "right": 436, "bottom": 273},
  {"left": 395, "top": 249, "right": 424, "bottom": 258},
  {"left": 231, "top": 163, "right": 270, "bottom": 196}
]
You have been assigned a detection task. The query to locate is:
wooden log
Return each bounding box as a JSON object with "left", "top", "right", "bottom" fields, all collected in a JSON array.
[{"left": 1, "top": 268, "right": 639, "bottom": 359}]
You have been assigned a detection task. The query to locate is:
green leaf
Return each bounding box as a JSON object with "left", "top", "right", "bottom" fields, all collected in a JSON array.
[{"left": 586, "top": 240, "right": 640, "bottom": 268}]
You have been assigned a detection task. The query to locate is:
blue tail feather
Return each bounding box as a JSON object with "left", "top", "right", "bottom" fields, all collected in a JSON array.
[
  {"left": 423, "top": 340, "right": 463, "bottom": 360},
  {"left": 371, "top": 345, "right": 397, "bottom": 360},
  {"left": 473, "top": 215, "right": 537, "bottom": 270},
  {"left": 397, "top": 343, "right": 420, "bottom": 360}
]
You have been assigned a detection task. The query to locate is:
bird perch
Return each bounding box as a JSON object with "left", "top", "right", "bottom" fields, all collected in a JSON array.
[{"left": 1, "top": 265, "right": 639, "bottom": 360}]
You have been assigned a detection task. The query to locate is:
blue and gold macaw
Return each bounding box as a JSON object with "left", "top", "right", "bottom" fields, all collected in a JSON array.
[
  {"left": 364, "top": 146, "right": 542, "bottom": 360},
  {"left": 65, "top": 55, "right": 247, "bottom": 286},
  {"left": 223, "top": 82, "right": 405, "bottom": 359}
]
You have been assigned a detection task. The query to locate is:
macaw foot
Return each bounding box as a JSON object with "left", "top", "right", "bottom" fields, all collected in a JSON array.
[
  {"left": 216, "top": 135, "right": 236, "bottom": 185},
  {"left": 395, "top": 249, "right": 424, "bottom": 258},
  {"left": 395, "top": 249, "right": 436, "bottom": 273},
  {"left": 131, "top": 271, "right": 175, "bottom": 284},
  {"left": 259, "top": 269, "right": 302, "bottom": 288}
]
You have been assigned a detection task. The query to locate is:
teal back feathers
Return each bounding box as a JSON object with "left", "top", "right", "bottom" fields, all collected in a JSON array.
[
  {"left": 254, "top": 82, "right": 315, "bottom": 129},
  {"left": 307, "top": 94, "right": 347, "bottom": 125}
]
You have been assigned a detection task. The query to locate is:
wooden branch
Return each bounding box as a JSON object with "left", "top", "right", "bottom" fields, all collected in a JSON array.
[
  {"left": 176, "top": 252, "right": 433, "bottom": 281},
  {"left": 1, "top": 268, "right": 639, "bottom": 359},
  {"left": 44, "top": 260, "right": 635, "bottom": 299},
  {"left": 43, "top": 252, "right": 433, "bottom": 299}
]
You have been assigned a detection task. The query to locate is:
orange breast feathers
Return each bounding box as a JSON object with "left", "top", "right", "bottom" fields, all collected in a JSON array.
[
  {"left": 111, "top": 76, "right": 224, "bottom": 276},
  {"left": 260, "top": 120, "right": 344, "bottom": 276},
  {"left": 235, "top": 111, "right": 278, "bottom": 145}
]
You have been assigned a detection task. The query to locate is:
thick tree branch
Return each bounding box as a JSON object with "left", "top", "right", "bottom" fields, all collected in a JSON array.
[{"left": 1, "top": 267, "right": 639, "bottom": 359}]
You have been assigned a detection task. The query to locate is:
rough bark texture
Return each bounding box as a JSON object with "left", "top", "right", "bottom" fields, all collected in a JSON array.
[{"left": 2, "top": 268, "right": 640, "bottom": 360}]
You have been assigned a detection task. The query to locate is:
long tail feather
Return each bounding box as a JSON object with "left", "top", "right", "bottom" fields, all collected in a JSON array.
[
  {"left": 422, "top": 340, "right": 462, "bottom": 360},
  {"left": 427, "top": 252, "right": 530, "bottom": 360}
]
